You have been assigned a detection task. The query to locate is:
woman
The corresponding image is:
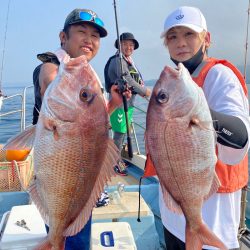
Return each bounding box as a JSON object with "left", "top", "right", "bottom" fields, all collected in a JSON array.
[
  {"left": 159, "top": 6, "right": 249, "bottom": 250},
  {"left": 104, "top": 32, "right": 151, "bottom": 175}
]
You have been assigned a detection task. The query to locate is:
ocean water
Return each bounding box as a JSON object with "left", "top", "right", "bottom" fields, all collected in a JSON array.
[{"left": 1, "top": 85, "right": 250, "bottom": 228}]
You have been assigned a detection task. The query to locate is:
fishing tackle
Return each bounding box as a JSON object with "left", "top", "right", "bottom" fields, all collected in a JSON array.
[{"left": 113, "top": 0, "right": 133, "bottom": 158}]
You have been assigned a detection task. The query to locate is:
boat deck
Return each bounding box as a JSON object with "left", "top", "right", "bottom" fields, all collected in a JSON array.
[{"left": 108, "top": 172, "right": 139, "bottom": 186}]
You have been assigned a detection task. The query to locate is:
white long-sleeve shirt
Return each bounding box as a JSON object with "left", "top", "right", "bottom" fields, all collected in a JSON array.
[{"left": 160, "top": 63, "right": 250, "bottom": 249}]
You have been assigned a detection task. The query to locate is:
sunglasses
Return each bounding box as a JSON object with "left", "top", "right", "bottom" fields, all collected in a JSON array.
[{"left": 79, "top": 12, "right": 104, "bottom": 28}]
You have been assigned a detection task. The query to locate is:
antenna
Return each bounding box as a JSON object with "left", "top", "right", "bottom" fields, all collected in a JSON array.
[
  {"left": 243, "top": 0, "right": 250, "bottom": 80},
  {"left": 0, "top": 0, "right": 11, "bottom": 97}
]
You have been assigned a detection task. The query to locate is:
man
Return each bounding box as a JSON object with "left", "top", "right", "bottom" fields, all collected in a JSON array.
[
  {"left": 159, "top": 6, "right": 249, "bottom": 250},
  {"left": 104, "top": 32, "right": 151, "bottom": 175},
  {"left": 32, "top": 8, "right": 130, "bottom": 250}
]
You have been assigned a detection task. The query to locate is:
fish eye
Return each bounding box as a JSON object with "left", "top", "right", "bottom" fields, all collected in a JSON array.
[
  {"left": 79, "top": 88, "right": 93, "bottom": 103},
  {"left": 156, "top": 90, "right": 169, "bottom": 104}
]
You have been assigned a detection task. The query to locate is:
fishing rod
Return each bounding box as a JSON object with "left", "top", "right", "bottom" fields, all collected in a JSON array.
[
  {"left": 113, "top": 0, "right": 133, "bottom": 158},
  {"left": 239, "top": 0, "right": 250, "bottom": 236}
]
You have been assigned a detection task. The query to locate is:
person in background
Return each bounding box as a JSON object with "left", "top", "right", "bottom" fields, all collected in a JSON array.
[
  {"left": 104, "top": 32, "right": 151, "bottom": 176},
  {"left": 159, "top": 6, "right": 249, "bottom": 250},
  {"left": 32, "top": 8, "right": 131, "bottom": 250}
]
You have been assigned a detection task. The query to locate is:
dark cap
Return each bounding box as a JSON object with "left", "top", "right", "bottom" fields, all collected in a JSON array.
[
  {"left": 115, "top": 32, "right": 139, "bottom": 50},
  {"left": 64, "top": 8, "right": 107, "bottom": 37}
]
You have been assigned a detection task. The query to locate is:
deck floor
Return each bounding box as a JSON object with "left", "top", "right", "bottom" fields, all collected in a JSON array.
[{"left": 107, "top": 173, "right": 139, "bottom": 186}]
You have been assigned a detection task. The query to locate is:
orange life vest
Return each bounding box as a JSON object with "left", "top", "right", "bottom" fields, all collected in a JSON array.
[
  {"left": 144, "top": 58, "right": 249, "bottom": 193},
  {"left": 193, "top": 57, "right": 248, "bottom": 193}
]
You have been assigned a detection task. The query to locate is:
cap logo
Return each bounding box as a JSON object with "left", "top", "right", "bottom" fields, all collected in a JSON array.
[
  {"left": 176, "top": 14, "right": 184, "bottom": 20},
  {"left": 88, "top": 10, "right": 97, "bottom": 18}
]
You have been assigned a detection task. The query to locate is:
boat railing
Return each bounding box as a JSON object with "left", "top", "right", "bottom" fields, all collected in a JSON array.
[
  {"left": 239, "top": 186, "right": 250, "bottom": 238},
  {"left": 0, "top": 93, "right": 24, "bottom": 132},
  {"left": 131, "top": 101, "right": 147, "bottom": 155},
  {"left": 22, "top": 85, "right": 34, "bottom": 130},
  {"left": 0, "top": 85, "right": 33, "bottom": 134}
]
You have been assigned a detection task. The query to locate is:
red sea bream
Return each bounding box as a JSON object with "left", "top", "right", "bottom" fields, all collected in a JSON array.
[
  {"left": 145, "top": 63, "right": 227, "bottom": 250},
  {"left": 27, "top": 53, "right": 119, "bottom": 249}
]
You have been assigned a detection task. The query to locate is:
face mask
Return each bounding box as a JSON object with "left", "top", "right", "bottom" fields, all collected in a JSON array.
[{"left": 171, "top": 44, "right": 205, "bottom": 74}]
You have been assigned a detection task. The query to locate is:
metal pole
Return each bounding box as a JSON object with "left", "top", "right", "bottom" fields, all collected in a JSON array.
[
  {"left": 243, "top": 0, "right": 250, "bottom": 80},
  {"left": 239, "top": 186, "right": 248, "bottom": 237},
  {"left": 238, "top": 0, "right": 250, "bottom": 238},
  {"left": 0, "top": 0, "right": 11, "bottom": 95},
  {"left": 113, "top": 0, "right": 133, "bottom": 158}
]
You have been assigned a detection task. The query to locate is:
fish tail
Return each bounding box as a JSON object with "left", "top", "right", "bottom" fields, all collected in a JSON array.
[
  {"left": 33, "top": 237, "right": 52, "bottom": 250},
  {"left": 186, "top": 222, "right": 228, "bottom": 250},
  {"left": 33, "top": 237, "right": 65, "bottom": 250}
]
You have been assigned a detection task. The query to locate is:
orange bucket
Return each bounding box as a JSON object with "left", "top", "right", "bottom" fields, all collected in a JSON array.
[{"left": 5, "top": 149, "right": 31, "bottom": 161}]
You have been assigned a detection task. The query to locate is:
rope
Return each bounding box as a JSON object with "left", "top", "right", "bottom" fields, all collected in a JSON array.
[{"left": 0, "top": 0, "right": 11, "bottom": 94}]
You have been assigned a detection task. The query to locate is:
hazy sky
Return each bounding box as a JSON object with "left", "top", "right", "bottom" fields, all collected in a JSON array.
[{"left": 0, "top": 0, "right": 249, "bottom": 86}]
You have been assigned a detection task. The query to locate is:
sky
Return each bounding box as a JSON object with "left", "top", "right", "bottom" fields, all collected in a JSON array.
[{"left": 0, "top": 0, "right": 249, "bottom": 87}]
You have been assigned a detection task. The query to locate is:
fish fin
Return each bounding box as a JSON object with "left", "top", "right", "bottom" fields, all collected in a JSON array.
[
  {"left": 43, "top": 118, "right": 60, "bottom": 141},
  {"left": 3, "top": 125, "right": 36, "bottom": 151},
  {"left": 186, "top": 221, "right": 228, "bottom": 250},
  {"left": 53, "top": 126, "right": 59, "bottom": 141},
  {"left": 63, "top": 138, "right": 119, "bottom": 236},
  {"left": 204, "top": 172, "right": 221, "bottom": 201},
  {"left": 143, "top": 153, "right": 157, "bottom": 177},
  {"left": 161, "top": 184, "right": 183, "bottom": 214},
  {"left": 144, "top": 134, "right": 157, "bottom": 177},
  {"left": 29, "top": 182, "right": 50, "bottom": 226},
  {"left": 190, "top": 116, "right": 213, "bottom": 131}
]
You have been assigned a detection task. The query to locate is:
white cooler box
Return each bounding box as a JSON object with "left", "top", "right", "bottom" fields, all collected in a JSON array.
[
  {"left": 91, "top": 222, "right": 137, "bottom": 250},
  {"left": 0, "top": 204, "right": 47, "bottom": 250}
]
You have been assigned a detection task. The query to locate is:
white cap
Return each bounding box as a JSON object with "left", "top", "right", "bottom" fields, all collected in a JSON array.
[{"left": 160, "top": 6, "right": 207, "bottom": 38}]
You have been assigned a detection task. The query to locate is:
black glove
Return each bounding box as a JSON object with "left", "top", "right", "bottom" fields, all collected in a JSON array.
[{"left": 210, "top": 108, "right": 248, "bottom": 149}]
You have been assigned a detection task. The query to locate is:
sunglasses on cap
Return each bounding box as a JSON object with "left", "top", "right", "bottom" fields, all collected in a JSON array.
[{"left": 79, "top": 11, "right": 104, "bottom": 27}]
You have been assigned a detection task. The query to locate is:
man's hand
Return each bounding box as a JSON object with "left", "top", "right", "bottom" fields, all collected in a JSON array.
[
  {"left": 111, "top": 85, "right": 132, "bottom": 105},
  {"left": 107, "top": 85, "right": 132, "bottom": 115}
]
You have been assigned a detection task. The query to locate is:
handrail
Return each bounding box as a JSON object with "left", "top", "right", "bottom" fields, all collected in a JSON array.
[
  {"left": 131, "top": 103, "right": 147, "bottom": 154},
  {"left": 239, "top": 186, "right": 250, "bottom": 238},
  {"left": 0, "top": 93, "right": 23, "bottom": 132},
  {"left": 22, "top": 85, "right": 34, "bottom": 130},
  {"left": 0, "top": 85, "right": 34, "bottom": 139}
]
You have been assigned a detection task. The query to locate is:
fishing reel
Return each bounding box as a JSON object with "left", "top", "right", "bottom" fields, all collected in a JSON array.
[{"left": 115, "top": 77, "right": 135, "bottom": 95}]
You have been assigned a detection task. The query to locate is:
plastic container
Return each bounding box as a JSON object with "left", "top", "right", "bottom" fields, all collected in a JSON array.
[
  {"left": 91, "top": 222, "right": 137, "bottom": 250},
  {"left": 0, "top": 204, "right": 47, "bottom": 250}
]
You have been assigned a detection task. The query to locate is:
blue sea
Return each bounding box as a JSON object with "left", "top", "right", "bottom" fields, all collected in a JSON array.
[{"left": 1, "top": 85, "right": 250, "bottom": 228}]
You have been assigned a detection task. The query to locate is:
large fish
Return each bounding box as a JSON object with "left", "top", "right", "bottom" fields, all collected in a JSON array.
[
  {"left": 145, "top": 63, "right": 227, "bottom": 250},
  {"left": 5, "top": 53, "right": 119, "bottom": 250}
]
